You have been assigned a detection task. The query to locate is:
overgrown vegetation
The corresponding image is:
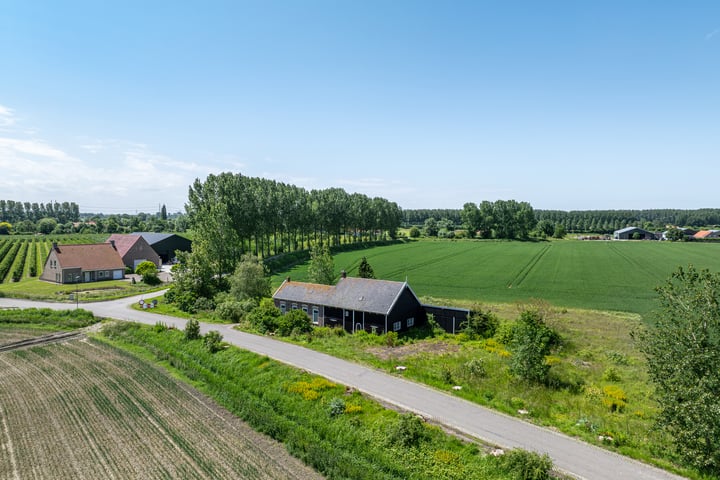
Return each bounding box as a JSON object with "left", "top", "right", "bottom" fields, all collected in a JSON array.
[
  {"left": 258, "top": 300, "right": 701, "bottom": 479},
  {"left": 99, "top": 321, "right": 550, "bottom": 480}
]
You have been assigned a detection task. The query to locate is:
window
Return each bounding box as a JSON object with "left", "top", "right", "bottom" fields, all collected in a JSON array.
[
  {"left": 291, "top": 303, "right": 298, "bottom": 310},
  {"left": 280, "top": 303, "right": 286, "bottom": 314},
  {"left": 302, "top": 305, "right": 308, "bottom": 313},
  {"left": 393, "top": 321, "right": 402, "bottom": 331},
  {"left": 407, "top": 317, "right": 414, "bottom": 327},
  {"left": 98, "top": 271, "right": 104, "bottom": 278},
  {"left": 312, "top": 308, "right": 319, "bottom": 325}
]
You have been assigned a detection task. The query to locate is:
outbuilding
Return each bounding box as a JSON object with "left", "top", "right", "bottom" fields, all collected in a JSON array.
[
  {"left": 131, "top": 232, "right": 192, "bottom": 263},
  {"left": 613, "top": 226, "right": 657, "bottom": 240}
]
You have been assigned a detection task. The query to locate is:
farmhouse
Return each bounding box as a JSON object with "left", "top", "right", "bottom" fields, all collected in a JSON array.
[
  {"left": 272, "top": 272, "right": 426, "bottom": 334},
  {"left": 613, "top": 226, "right": 657, "bottom": 240},
  {"left": 132, "top": 232, "right": 192, "bottom": 263},
  {"left": 40, "top": 242, "right": 125, "bottom": 284},
  {"left": 106, "top": 234, "right": 162, "bottom": 270}
]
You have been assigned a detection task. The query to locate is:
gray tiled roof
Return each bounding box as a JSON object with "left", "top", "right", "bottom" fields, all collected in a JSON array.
[
  {"left": 273, "top": 277, "right": 413, "bottom": 315},
  {"left": 131, "top": 232, "right": 174, "bottom": 245}
]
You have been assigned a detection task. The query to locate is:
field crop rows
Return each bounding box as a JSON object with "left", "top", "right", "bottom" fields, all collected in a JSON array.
[
  {"left": 0, "top": 339, "right": 323, "bottom": 480},
  {"left": 274, "top": 239, "right": 720, "bottom": 315},
  {"left": 0, "top": 235, "right": 106, "bottom": 284}
]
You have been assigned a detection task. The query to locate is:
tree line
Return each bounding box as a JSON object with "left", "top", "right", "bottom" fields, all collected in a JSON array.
[
  {"left": 186, "top": 172, "right": 403, "bottom": 278},
  {"left": 0, "top": 200, "right": 80, "bottom": 224},
  {"left": 404, "top": 207, "right": 720, "bottom": 233}
]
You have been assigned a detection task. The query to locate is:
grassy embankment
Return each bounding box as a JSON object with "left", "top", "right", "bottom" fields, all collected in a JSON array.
[{"left": 98, "top": 321, "right": 551, "bottom": 480}]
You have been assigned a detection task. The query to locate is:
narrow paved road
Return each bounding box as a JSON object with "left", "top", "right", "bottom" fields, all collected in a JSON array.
[{"left": 1, "top": 295, "right": 685, "bottom": 480}]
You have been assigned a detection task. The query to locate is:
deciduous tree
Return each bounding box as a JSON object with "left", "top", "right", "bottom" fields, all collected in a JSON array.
[
  {"left": 229, "top": 254, "right": 271, "bottom": 300},
  {"left": 307, "top": 244, "right": 335, "bottom": 285},
  {"left": 636, "top": 266, "right": 720, "bottom": 472}
]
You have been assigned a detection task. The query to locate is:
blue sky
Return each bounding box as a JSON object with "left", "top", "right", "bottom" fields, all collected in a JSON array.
[{"left": 1, "top": 1, "right": 718, "bottom": 214}]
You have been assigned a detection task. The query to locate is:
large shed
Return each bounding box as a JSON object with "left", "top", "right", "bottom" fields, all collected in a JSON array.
[
  {"left": 272, "top": 273, "right": 426, "bottom": 334},
  {"left": 132, "top": 232, "right": 192, "bottom": 262},
  {"left": 613, "top": 227, "right": 657, "bottom": 240}
]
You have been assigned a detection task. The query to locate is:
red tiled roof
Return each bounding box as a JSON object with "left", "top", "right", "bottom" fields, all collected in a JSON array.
[
  {"left": 106, "top": 234, "right": 142, "bottom": 257},
  {"left": 694, "top": 230, "right": 712, "bottom": 239},
  {"left": 54, "top": 244, "right": 125, "bottom": 271}
]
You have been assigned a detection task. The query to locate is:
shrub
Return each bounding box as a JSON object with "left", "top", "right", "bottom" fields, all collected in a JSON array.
[
  {"left": 135, "top": 260, "right": 161, "bottom": 285},
  {"left": 602, "top": 366, "right": 621, "bottom": 382},
  {"left": 193, "top": 296, "right": 215, "bottom": 312},
  {"left": 277, "top": 309, "right": 312, "bottom": 337},
  {"left": 328, "top": 397, "right": 346, "bottom": 417},
  {"left": 214, "top": 301, "right": 247, "bottom": 323},
  {"left": 385, "top": 331, "right": 398, "bottom": 347},
  {"left": 500, "top": 449, "right": 554, "bottom": 480},
  {"left": 204, "top": 330, "right": 224, "bottom": 353},
  {"left": 165, "top": 286, "right": 198, "bottom": 313},
  {"left": 461, "top": 358, "right": 486, "bottom": 379},
  {"left": 461, "top": 306, "right": 499, "bottom": 339},
  {"left": 408, "top": 226, "right": 420, "bottom": 238},
  {"left": 510, "top": 309, "right": 560, "bottom": 384},
  {"left": 184, "top": 318, "right": 201, "bottom": 340},
  {"left": 246, "top": 298, "right": 282, "bottom": 334},
  {"left": 387, "top": 413, "right": 428, "bottom": 448}
]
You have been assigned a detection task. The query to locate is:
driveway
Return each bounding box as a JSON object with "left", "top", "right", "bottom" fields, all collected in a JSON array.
[{"left": 0, "top": 295, "right": 686, "bottom": 480}]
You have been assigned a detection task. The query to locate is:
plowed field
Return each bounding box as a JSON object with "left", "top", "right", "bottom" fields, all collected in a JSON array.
[{"left": 0, "top": 338, "right": 323, "bottom": 480}]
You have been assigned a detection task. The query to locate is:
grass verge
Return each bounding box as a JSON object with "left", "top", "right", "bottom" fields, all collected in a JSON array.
[{"left": 97, "top": 321, "right": 555, "bottom": 480}]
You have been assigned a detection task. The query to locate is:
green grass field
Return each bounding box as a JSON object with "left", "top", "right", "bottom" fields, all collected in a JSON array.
[{"left": 273, "top": 239, "right": 720, "bottom": 317}]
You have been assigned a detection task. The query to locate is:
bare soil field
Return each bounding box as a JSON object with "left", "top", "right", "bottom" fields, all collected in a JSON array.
[{"left": 0, "top": 338, "right": 323, "bottom": 480}]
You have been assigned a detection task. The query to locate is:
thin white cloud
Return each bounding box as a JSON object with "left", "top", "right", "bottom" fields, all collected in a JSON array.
[
  {"left": 0, "top": 137, "right": 70, "bottom": 160},
  {"left": 706, "top": 28, "right": 720, "bottom": 40},
  {"left": 0, "top": 104, "right": 16, "bottom": 128},
  {"left": 0, "top": 108, "right": 211, "bottom": 212}
]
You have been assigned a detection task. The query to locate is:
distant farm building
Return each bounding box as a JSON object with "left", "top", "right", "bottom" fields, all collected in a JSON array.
[
  {"left": 131, "top": 232, "right": 192, "bottom": 262},
  {"left": 613, "top": 227, "right": 657, "bottom": 240},
  {"left": 272, "top": 272, "right": 469, "bottom": 334},
  {"left": 694, "top": 230, "right": 720, "bottom": 240},
  {"left": 106, "top": 234, "right": 162, "bottom": 270},
  {"left": 40, "top": 242, "right": 125, "bottom": 284}
]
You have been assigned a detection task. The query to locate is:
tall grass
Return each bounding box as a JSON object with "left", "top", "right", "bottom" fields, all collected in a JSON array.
[{"left": 99, "top": 322, "right": 522, "bottom": 480}]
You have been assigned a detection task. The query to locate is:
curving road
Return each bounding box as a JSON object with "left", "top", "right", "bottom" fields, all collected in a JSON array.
[{"left": 0, "top": 295, "right": 685, "bottom": 480}]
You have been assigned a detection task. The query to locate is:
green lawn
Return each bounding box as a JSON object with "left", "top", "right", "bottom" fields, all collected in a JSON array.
[{"left": 273, "top": 239, "right": 720, "bottom": 317}]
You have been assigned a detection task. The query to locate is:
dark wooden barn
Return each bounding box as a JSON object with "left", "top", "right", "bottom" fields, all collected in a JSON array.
[
  {"left": 132, "top": 232, "right": 192, "bottom": 263},
  {"left": 272, "top": 273, "right": 426, "bottom": 334}
]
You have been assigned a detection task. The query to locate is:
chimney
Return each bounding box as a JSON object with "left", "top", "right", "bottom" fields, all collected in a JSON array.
[
  {"left": 110, "top": 240, "right": 116, "bottom": 250},
  {"left": 341, "top": 270, "right": 347, "bottom": 279},
  {"left": 52, "top": 242, "right": 59, "bottom": 251}
]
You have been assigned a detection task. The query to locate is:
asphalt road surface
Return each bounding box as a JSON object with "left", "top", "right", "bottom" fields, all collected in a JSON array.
[{"left": 0, "top": 294, "right": 686, "bottom": 480}]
